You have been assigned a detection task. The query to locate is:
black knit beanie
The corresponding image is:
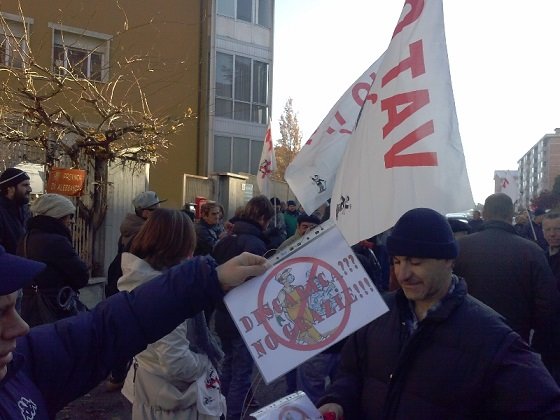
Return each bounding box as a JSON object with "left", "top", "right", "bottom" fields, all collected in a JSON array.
[
  {"left": 387, "top": 208, "right": 458, "bottom": 259},
  {"left": 0, "top": 168, "right": 29, "bottom": 188}
]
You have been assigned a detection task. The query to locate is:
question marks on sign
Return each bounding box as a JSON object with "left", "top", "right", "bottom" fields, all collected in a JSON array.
[
  {"left": 348, "top": 255, "right": 358, "bottom": 269},
  {"left": 338, "top": 254, "right": 359, "bottom": 275}
]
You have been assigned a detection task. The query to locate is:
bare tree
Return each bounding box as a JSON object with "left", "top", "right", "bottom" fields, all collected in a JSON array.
[
  {"left": 274, "top": 98, "right": 302, "bottom": 181},
  {"left": 0, "top": 5, "right": 189, "bottom": 274}
]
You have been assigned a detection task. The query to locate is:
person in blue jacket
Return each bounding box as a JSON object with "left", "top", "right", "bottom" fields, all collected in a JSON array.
[{"left": 0, "top": 245, "right": 269, "bottom": 419}]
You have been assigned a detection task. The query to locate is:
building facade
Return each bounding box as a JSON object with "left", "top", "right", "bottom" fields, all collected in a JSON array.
[
  {"left": 518, "top": 129, "right": 560, "bottom": 209},
  {"left": 0, "top": 0, "right": 274, "bottom": 209},
  {"left": 207, "top": 0, "right": 274, "bottom": 178}
]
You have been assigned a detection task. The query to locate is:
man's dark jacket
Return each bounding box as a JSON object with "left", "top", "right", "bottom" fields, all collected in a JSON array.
[
  {"left": 194, "top": 219, "right": 219, "bottom": 256},
  {"left": 454, "top": 221, "right": 560, "bottom": 344},
  {"left": 212, "top": 218, "right": 267, "bottom": 338},
  {"left": 319, "top": 278, "right": 560, "bottom": 419},
  {"left": 0, "top": 195, "right": 29, "bottom": 254}
]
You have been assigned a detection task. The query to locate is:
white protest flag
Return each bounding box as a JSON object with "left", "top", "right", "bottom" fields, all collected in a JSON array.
[
  {"left": 284, "top": 54, "right": 385, "bottom": 214},
  {"left": 256, "top": 121, "right": 276, "bottom": 197},
  {"left": 495, "top": 170, "right": 519, "bottom": 204},
  {"left": 332, "top": 0, "right": 474, "bottom": 245}
]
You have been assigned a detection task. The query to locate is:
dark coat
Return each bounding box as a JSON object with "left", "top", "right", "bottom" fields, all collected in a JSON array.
[
  {"left": 318, "top": 278, "right": 560, "bottom": 419},
  {"left": 105, "top": 213, "right": 146, "bottom": 297},
  {"left": 454, "top": 221, "right": 560, "bottom": 344},
  {"left": 0, "top": 256, "right": 223, "bottom": 419},
  {"left": 17, "top": 215, "right": 89, "bottom": 292},
  {"left": 0, "top": 195, "right": 29, "bottom": 254},
  {"left": 212, "top": 219, "right": 267, "bottom": 338},
  {"left": 548, "top": 251, "right": 560, "bottom": 289},
  {"left": 194, "top": 219, "right": 219, "bottom": 256}
]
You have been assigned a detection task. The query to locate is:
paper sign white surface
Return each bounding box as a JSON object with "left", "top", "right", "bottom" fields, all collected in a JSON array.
[
  {"left": 224, "top": 221, "right": 388, "bottom": 384},
  {"left": 250, "top": 391, "right": 322, "bottom": 420}
]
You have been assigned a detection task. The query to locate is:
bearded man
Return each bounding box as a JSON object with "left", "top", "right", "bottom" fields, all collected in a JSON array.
[{"left": 0, "top": 168, "right": 31, "bottom": 254}]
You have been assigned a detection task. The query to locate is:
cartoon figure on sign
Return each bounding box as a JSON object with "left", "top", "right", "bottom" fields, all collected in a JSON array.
[
  {"left": 311, "top": 174, "right": 326, "bottom": 193},
  {"left": 259, "top": 159, "right": 272, "bottom": 178},
  {"left": 335, "top": 195, "right": 351, "bottom": 219},
  {"left": 307, "top": 271, "right": 340, "bottom": 318},
  {"left": 274, "top": 268, "right": 325, "bottom": 344}
]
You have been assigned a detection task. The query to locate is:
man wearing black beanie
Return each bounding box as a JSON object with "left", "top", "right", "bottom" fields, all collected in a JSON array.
[
  {"left": 0, "top": 167, "right": 31, "bottom": 254},
  {"left": 0, "top": 167, "right": 32, "bottom": 313},
  {"left": 318, "top": 208, "right": 560, "bottom": 419}
]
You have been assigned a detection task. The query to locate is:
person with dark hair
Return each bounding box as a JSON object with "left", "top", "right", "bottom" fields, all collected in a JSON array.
[
  {"left": 543, "top": 211, "right": 560, "bottom": 284},
  {"left": 194, "top": 202, "right": 222, "bottom": 256},
  {"left": 522, "top": 207, "right": 548, "bottom": 251},
  {"left": 0, "top": 244, "right": 269, "bottom": 419},
  {"left": 264, "top": 197, "right": 287, "bottom": 250},
  {"left": 284, "top": 200, "right": 300, "bottom": 238},
  {"left": 454, "top": 193, "right": 560, "bottom": 382},
  {"left": 17, "top": 193, "right": 89, "bottom": 327},
  {"left": 117, "top": 209, "right": 225, "bottom": 419},
  {"left": 447, "top": 217, "right": 471, "bottom": 239},
  {"left": 106, "top": 191, "right": 166, "bottom": 297},
  {"left": 278, "top": 213, "right": 321, "bottom": 251},
  {"left": 212, "top": 195, "right": 274, "bottom": 419},
  {"left": 318, "top": 208, "right": 560, "bottom": 419},
  {"left": 467, "top": 209, "right": 483, "bottom": 232}
]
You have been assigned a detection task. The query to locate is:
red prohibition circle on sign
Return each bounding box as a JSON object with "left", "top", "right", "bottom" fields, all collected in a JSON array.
[
  {"left": 257, "top": 256, "right": 351, "bottom": 352},
  {"left": 278, "top": 405, "right": 310, "bottom": 419}
]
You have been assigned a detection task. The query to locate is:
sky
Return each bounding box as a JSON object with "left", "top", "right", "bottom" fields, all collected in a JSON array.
[{"left": 271, "top": 0, "right": 560, "bottom": 205}]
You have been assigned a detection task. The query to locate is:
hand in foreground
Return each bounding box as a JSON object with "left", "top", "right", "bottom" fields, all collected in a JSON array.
[
  {"left": 318, "top": 403, "right": 344, "bottom": 420},
  {"left": 216, "top": 252, "right": 271, "bottom": 291}
]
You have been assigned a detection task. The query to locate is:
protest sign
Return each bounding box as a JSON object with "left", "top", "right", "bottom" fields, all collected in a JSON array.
[
  {"left": 224, "top": 220, "right": 388, "bottom": 384},
  {"left": 250, "top": 391, "right": 322, "bottom": 420}
]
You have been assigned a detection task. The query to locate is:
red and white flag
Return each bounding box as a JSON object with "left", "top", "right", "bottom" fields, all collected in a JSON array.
[
  {"left": 495, "top": 170, "right": 519, "bottom": 204},
  {"left": 332, "top": 0, "right": 474, "bottom": 245},
  {"left": 256, "top": 121, "right": 276, "bottom": 197},
  {"left": 285, "top": 55, "right": 385, "bottom": 214}
]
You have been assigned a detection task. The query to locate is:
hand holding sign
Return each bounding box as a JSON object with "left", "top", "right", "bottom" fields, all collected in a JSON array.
[{"left": 216, "top": 252, "right": 272, "bottom": 291}]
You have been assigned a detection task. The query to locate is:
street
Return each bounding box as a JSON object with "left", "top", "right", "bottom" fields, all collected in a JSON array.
[{"left": 56, "top": 371, "right": 288, "bottom": 419}]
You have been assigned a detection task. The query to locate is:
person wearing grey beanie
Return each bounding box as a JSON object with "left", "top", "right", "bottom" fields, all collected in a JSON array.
[
  {"left": 17, "top": 193, "right": 89, "bottom": 326},
  {"left": 30, "top": 193, "right": 76, "bottom": 220},
  {"left": 318, "top": 207, "right": 560, "bottom": 420}
]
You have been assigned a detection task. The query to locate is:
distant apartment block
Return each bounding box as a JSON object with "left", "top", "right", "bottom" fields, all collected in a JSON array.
[{"left": 518, "top": 129, "right": 560, "bottom": 209}]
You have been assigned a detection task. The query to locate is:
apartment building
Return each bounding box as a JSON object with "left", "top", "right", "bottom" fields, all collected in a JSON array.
[{"left": 518, "top": 129, "right": 560, "bottom": 209}]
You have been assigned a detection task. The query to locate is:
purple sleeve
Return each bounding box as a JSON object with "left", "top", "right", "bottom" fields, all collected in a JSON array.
[{"left": 16, "top": 256, "right": 223, "bottom": 416}]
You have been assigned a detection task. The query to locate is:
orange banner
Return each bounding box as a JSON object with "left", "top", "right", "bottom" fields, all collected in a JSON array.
[{"left": 46, "top": 167, "right": 87, "bottom": 197}]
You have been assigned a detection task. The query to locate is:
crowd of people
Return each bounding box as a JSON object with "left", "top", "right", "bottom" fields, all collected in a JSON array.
[{"left": 2, "top": 165, "right": 560, "bottom": 419}]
